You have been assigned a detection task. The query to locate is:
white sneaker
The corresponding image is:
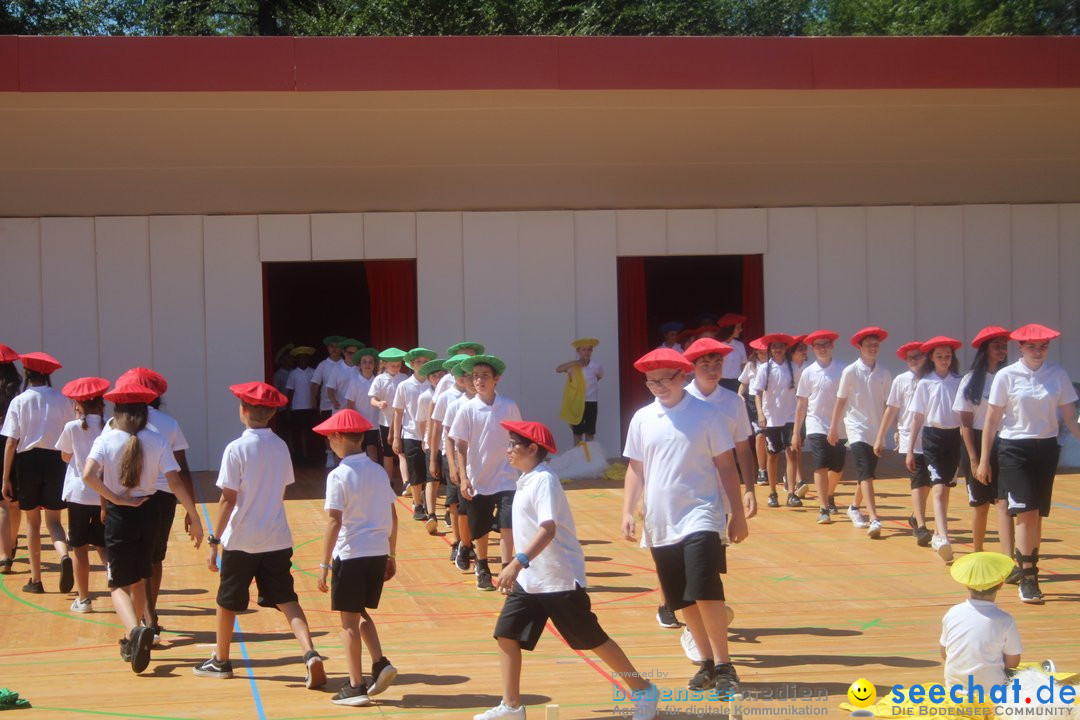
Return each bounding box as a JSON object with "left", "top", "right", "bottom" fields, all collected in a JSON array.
[
  {"left": 70, "top": 597, "right": 92, "bottom": 613},
  {"left": 846, "top": 506, "right": 868, "bottom": 529},
  {"left": 633, "top": 683, "right": 659, "bottom": 720},
  {"left": 473, "top": 702, "right": 526, "bottom": 720},
  {"left": 867, "top": 519, "right": 882, "bottom": 539},
  {"left": 931, "top": 535, "right": 954, "bottom": 563}
]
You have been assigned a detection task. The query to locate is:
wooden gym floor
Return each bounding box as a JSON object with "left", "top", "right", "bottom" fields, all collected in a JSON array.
[{"left": 0, "top": 456, "right": 1077, "bottom": 720}]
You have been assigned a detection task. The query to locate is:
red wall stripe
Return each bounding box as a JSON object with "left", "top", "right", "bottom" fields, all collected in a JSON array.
[{"left": 0, "top": 36, "right": 18, "bottom": 91}]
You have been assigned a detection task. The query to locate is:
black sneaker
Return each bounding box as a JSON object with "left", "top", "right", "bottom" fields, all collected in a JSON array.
[
  {"left": 1019, "top": 576, "right": 1044, "bottom": 604},
  {"left": 766, "top": 493, "right": 779, "bottom": 508},
  {"left": 656, "top": 604, "right": 680, "bottom": 628},
  {"left": 915, "top": 526, "right": 933, "bottom": 547},
  {"left": 304, "top": 649, "right": 326, "bottom": 688},
  {"left": 331, "top": 681, "right": 371, "bottom": 707},
  {"left": 455, "top": 545, "right": 472, "bottom": 572},
  {"left": 129, "top": 625, "right": 153, "bottom": 674},
  {"left": 755, "top": 469, "right": 768, "bottom": 486},
  {"left": 1005, "top": 565, "right": 1022, "bottom": 585},
  {"left": 368, "top": 656, "right": 398, "bottom": 696},
  {"left": 193, "top": 655, "right": 234, "bottom": 679},
  {"left": 59, "top": 555, "right": 74, "bottom": 594},
  {"left": 412, "top": 505, "right": 427, "bottom": 521},
  {"left": 688, "top": 659, "right": 716, "bottom": 691},
  {"left": 450, "top": 541, "right": 460, "bottom": 563},
  {"left": 22, "top": 580, "right": 44, "bottom": 594},
  {"left": 713, "top": 662, "right": 741, "bottom": 699},
  {"left": 476, "top": 567, "right": 495, "bottom": 591},
  {"left": 443, "top": 510, "right": 452, "bottom": 527},
  {"left": 786, "top": 493, "right": 802, "bottom": 508}
]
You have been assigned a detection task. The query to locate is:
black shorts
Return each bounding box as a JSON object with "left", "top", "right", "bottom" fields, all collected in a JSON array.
[
  {"left": 649, "top": 531, "right": 726, "bottom": 611},
  {"left": 466, "top": 490, "right": 514, "bottom": 539},
  {"left": 426, "top": 451, "right": 447, "bottom": 485},
  {"left": 403, "top": 438, "right": 426, "bottom": 487},
  {"left": 14, "top": 448, "right": 66, "bottom": 511},
  {"left": 379, "top": 425, "right": 393, "bottom": 457},
  {"left": 997, "top": 437, "right": 1059, "bottom": 518},
  {"left": 850, "top": 441, "right": 878, "bottom": 481},
  {"left": 494, "top": 583, "right": 609, "bottom": 652},
  {"left": 807, "top": 434, "right": 846, "bottom": 472},
  {"left": 909, "top": 453, "right": 931, "bottom": 489},
  {"left": 331, "top": 555, "right": 387, "bottom": 613},
  {"left": 922, "top": 427, "right": 961, "bottom": 487},
  {"left": 216, "top": 547, "right": 298, "bottom": 612},
  {"left": 67, "top": 501, "right": 105, "bottom": 548},
  {"left": 763, "top": 423, "right": 794, "bottom": 454},
  {"left": 363, "top": 429, "right": 380, "bottom": 450},
  {"left": 149, "top": 491, "right": 178, "bottom": 563},
  {"left": 962, "top": 429, "right": 1002, "bottom": 507},
  {"left": 105, "top": 500, "right": 158, "bottom": 589},
  {"left": 570, "top": 402, "right": 598, "bottom": 437}
]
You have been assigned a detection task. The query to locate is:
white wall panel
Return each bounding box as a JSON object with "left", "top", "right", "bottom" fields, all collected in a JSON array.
[
  {"left": 574, "top": 211, "right": 620, "bottom": 453},
  {"left": 666, "top": 210, "right": 715, "bottom": 255},
  {"left": 462, "top": 212, "right": 521, "bottom": 400},
  {"left": 95, "top": 217, "right": 153, "bottom": 381},
  {"left": 717, "top": 208, "right": 768, "bottom": 254},
  {"left": 1057, "top": 204, "right": 1080, "bottom": 378},
  {"left": 364, "top": 213, "right": 416, "bottom": 259},
  {"left": 1012, "top": 205, "right": 1062, "bottom": 365},
  {"left": 203, "top": 215, "right": 263, "bottom": 469},
  {"left": 914, "top": 206, "right": 965, "bottom": 343},
  {"left": 416, "top": 212, "right": 465, "bottom": 353},
  {"left": 40, "top": 217, "right": 98, "bottom": 386},
  {"left": 764, "top": 207, "right": 818, "bottom": 333},
  {"left": 615, "top": 210, "right": 666, "bottom": 256},
  {"left": 867, "top": 206, "right": 916, "bottom": 376},
  {"left": 311, "top": 213, "right": 364, "bottom": 261},
  {"left": 962, "top": 205, "right": 1012, "bottom": 367},
  {"left": 150, "top": 216, "right": 209, "bottom": 470},
  {"left": 258, "top": 214, "right": 311, "bottom": 262},
  {"left": 817, "top": 207, "right": 867, "bottom": 351},
  {"left": 0, "top": 219, "right": 42, "bottom": 353}
]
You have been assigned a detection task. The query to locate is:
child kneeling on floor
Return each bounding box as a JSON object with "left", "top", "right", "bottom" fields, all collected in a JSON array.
[{"left": 473, "top": 420, "right": 658, "bottom": 720}]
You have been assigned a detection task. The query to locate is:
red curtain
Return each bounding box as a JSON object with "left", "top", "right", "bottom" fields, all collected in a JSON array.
[
  {"left": 741, "top": 254, "right": 764, "bottom": 341},
  {"left": 366, "top": 260, "right": 417, "bottom": 350},
  {"left": 617, "top": 257, "right": 653, "bottom": 444}
]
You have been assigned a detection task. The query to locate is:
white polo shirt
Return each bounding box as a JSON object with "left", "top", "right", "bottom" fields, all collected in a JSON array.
[
  {"left": 738, "top": 361, "right": 759, "bottom": 393},
  {"left": 449, "top": 393, "right": 522, "bottom": 495},
  {"left": 344, "top": 373, "right": 380, "bottom": 426},
  {"left": 311, "top": 357, "right": 343, "bottom": 411},
  {"left": 324, "top": 453, "right": 396, "bottom": 560},
  {"left": 513, "top": 463, "right": 588, "bottom": 594},
  {"left": 332, "top": 362, "right": 359, "bottom": 406},
  {"left": 416, "top": 387, "right": 435, "bottom": 451},
  {"left": 56, "top": 416, "right": 103, "bottom": 505},
  {"left": 581, "top": 360, "right": 604, "bottom": 402},
  {"left": 940, "top": 599, "right": 1022, "bottom": 689},
  {"left": 623, "top": 392, "right": 734, "bottom": 548},
  {"left": 751, "top": 360, "right": 799, "bottom": 427},
  {"left": 721, "top": 338, "right": 747, "bottom": 380},
  {"left": 88, "top": 425, "right": 178, "bottom": 498},
  {"left": 433, "top": 371, "right": 456, "bottom": 400},
  {"left": 368, "top": 372, "right": 406, "bottom": 428},
  {"left": 887, "top": 371, "right": 923, "bottom": 453},
  {"left": 149, "top": 407, "right": 190, "bottom": 493},
  {"left": 953, "top": 371, "right": 996, "bottom": 432},
  {"left": 988, "top": 359, "right": 1078, "bottom": 440},
  {"left": 685, "top": 380, "right": 752, "bottom": 441},
  {"left": 216, "top": 428, "right": 294, "bottom": 554},
  {"left": 392, "top": 375, "right": 430, "bottom": 442},
  {"left": 837, "top": 358, "right": 893, "bottom": 445},
  {"left": 431, "top": 386, "right": 463, "bottom": 453},
  {"left": 441, "top": 392, "right": 470, "bottom": 453},
  {"left": 1, "top": 386, "right": 74, "bottom": 453},
  {"left": 796, "top": 359, "right": 846, "bottom": 438},
  {"left": 285, "top": 367, "right": 315, "bottom": 411},
  {"left": 910, "top": 373, "right": 963, "bottom": 430}
]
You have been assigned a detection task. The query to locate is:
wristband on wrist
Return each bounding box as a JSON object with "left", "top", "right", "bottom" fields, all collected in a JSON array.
[
  {"left": 319, "top": 563, "right": 331, "bottom": 570},
  {"left": 515, "top": 552, "right": 530, "bottom": 568},
  {"left": 207, "top": 535, "right": 221, "bottom": 546}
]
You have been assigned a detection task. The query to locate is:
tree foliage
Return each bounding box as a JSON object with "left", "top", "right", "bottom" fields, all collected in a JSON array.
[{"left": 2, "top": 0, "right": 1077, "bottom": 36}]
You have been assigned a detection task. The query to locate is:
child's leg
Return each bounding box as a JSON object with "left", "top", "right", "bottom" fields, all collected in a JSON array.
[
  {"left": 912, "top": 485, "right": 929, "bottom": 526},
  {"left": 972, "top": 503, "right": 990, "bottom": 552},
  {"left": 448, "top": 501, "right": 461, "bottom": 544},
  {"left": 813, "top": 468, "right": 829, "bottom": 509},
  {"left": 409, "top": 481, "right": 423, "bottom": 511},
  {"left": 862, "top": 479, "right": 879, "bottom": 521},
  {"left": 358, "top": 609, "right": 383, "bottom": 661},
  {"left": 112, "top": 582, "right": 147, "bottom": 633},
  {"left": 340, "top": 611, "right": 365, "bottom": 687},
  {"left": 424, "top": 480, "right": 438, "bottom": 519},
  {"left": 496, "top": 636, "right": 524, "bottom": 707},
  {"left": 499, "top": 533, "right": 514, "bottom": 566},
  {"left": 44, "top": 508, "right": 68, "bottom": 559},
  {"left": 474, "top": 532, "right": 489, "bottom": 562},
  {"left": 592, "top": 639, "right": 651, "bottom": 693},
  {"left": 827, "top": 470, "right": 842, "bottom": 502},
  {"left": 755, "top": 434, "right": 767, "bottom": 473},
  {"left": 766, "top": 452, "right": 780, "bottom": 494},
  {"left": 366, "top": 444, "right": 379, "bottom": 463},
  {"left": 215, "top": 606, "right": 237, "bottom": 661},
  {"left": 25, "top": 508, "right": 41, "bottom": 581},
  {"left": 0, "top": 499, "right": 17, "bottom": 560},
  {"left": 72, "top": 545, "right": 90, "bottom": 600},
  {"left": 278, "top": 600, "right": 316, "bottom": 654},
  {"left": 681, "top": 600, "right": 732, "bottom": 663},
  {"left": 147, "top": 563, "right": 165, "bottom": 626},
  {"left": 851, "top": 481, "right": 863, "bottom": 509},
  {"left": 996, "top": 499, "right": 1015, "bottom": 556},
  {"left": 933, "top": 484, "right": 951, "bottom": 539},
  {"left": 783, "top": 448, "right": 797, "bottom": 494}
]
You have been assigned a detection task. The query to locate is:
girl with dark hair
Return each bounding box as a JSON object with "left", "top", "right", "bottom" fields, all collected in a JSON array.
[
  {"left": 1, "top": 352, "right": 74, "bottom": 589},
  {"left": 906, "top": 337, "right": 964, "bottom": 564},
  {"left": 953, "top": 327, "right": 1012, "bottom": 558},
  {"left": 717, "top": 313, "right": 747, "bottom": 393},
  {"left": 751, "top": 334, "right": 800, "bottom": 509},
  {"left": 0, "top": 345, "right": 22, "bottom": 571}
]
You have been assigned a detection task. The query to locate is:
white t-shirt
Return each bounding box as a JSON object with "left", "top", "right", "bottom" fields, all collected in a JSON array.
[
  {"left": 311, "top": 357, "right": 343, "bottom": 411},
  {"left": 88, "top": 425, "right": 179, "bottom": 498},
  {"left": 392, "top": 375, "right": 430, "bottom": 442},
  {"left": 512, "top": 464, "right": 588, "bottom": 594},
  {"left": 738, "top": 361, "right": 759, "bottom": 393},
  {"left": 796, "top": 359, "right": 846, "bottom": 438},
  {"left": 433, "top": 371, "right": 456, "bottom": 400},
  {"left": 368, "top": 372, "right": 406, "bottom": 428},
  {"left": 623, "top": 392, "right": 735, "bottom": 548},
  {"left": 837, "top": 358, "right": 893, "bottom": 445},
  {"left": 1, "top": 386, "right": 74, "bottom": 453},
  {"left": 441, "top": 392, "right": 470, "bottom": 453},
  {"left": 285, "top": 367, "right": 315, "bottom": 411},
  {"left": 416, "top": 387, "right": 435, "bottom": 451},
  {"left": 216, "top": 428, "right": 294, "bottom": 553},
  {"left": 345, "top": 373, "right": 381, "bottom": 426},
  {"left": 448, "top": 394, "right": 522, "bottom": 495},
  {"left": 324, "top": 453, "right": 396, "bottom": 560},
  {"left": 686, "top": 380, "right": 752, "bottom": 441},
  {"left": 430, "top": 386, "right": 462, "bottom": 453},
  {"left": 332, "top": 362, "right": 359, "bottom": 406},
  {"left": 721, "top": 338, "right": 747, "bottom": 380},
  {"left": 910, "top": 373, "right": 963, "bottom": 430},
  {"left": 56, "top": 416, "right": 103, "bottom": 505},
  {"left": 887, "top": 371, "right": 923, "bottom": 454},
  {"left": 582, "top": 360, "right": 603, "bottom": 402},
  {"left": 988, "top": 360, "right": 1079, "bottom": 440},
  {"left": 751, "top": 360, "right": 799, "bottom": 427},
  {"left": 149, "top": 407, "right": 189, "bottom": 494},
  {"left": 940, "top": 599, "right": 1022, "bottom": 689},
  {"left": 953, "top": 371, "right": 996, "bottom": 432}
]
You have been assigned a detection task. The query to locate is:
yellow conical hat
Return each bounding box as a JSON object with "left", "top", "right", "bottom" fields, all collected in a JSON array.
[{"left": 950, "top": 552, "right": 1015, "bottom": 591}]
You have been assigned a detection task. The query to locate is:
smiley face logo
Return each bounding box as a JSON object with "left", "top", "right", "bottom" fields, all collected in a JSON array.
[{"left": 848, "top": 678, "right": 876, "bottom": 708}]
